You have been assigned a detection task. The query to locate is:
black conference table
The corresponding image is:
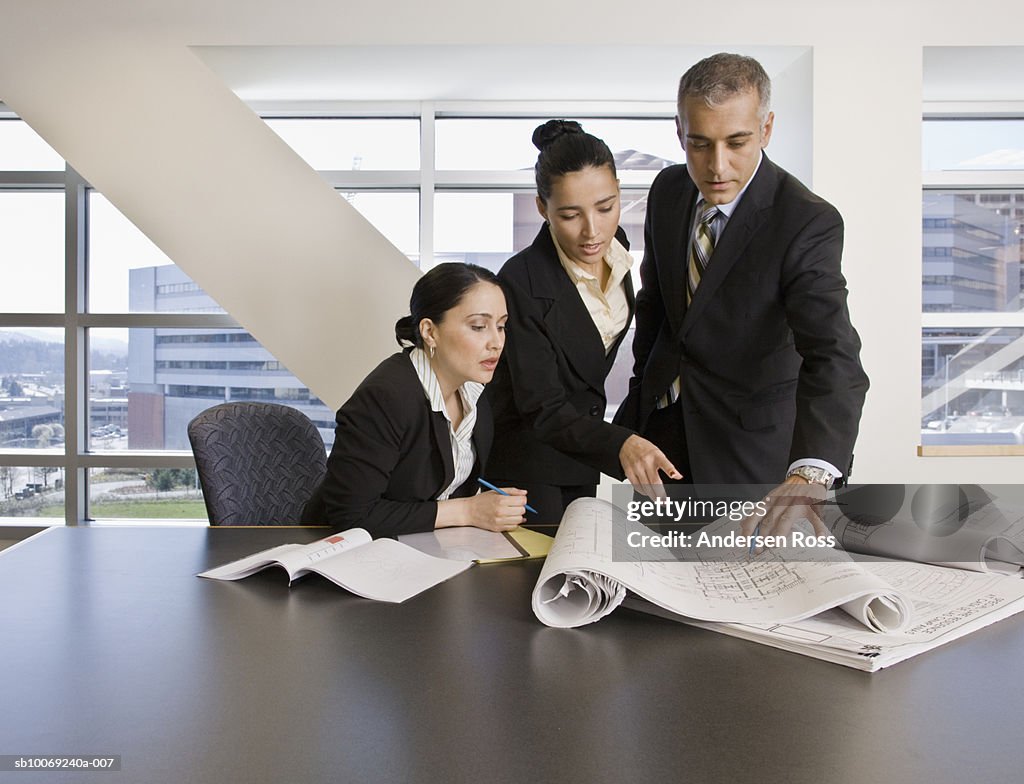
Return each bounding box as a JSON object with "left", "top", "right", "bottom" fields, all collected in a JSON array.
[{"left": 1, "top": 525, "right": 1022, "bottom": 784}]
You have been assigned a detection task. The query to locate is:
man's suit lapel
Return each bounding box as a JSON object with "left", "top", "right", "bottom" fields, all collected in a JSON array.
[
  {"left": 528, "top": 228, "right": 614, "bottom": 392},
  {"left": 678, "top": 158, "right": 777, "bottom": 341},
  {"left": 661, "top": 182, "right": 697, "bottom": 336}
]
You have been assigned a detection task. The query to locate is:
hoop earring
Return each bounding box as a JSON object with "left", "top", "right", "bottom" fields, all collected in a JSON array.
[{"left": 429, "top": 345, "right": 436, "bottom": 359}]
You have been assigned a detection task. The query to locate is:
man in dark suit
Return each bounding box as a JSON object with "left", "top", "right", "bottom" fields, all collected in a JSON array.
[{"left": 615, "top": 53, "right": 868, "bottom": 535}]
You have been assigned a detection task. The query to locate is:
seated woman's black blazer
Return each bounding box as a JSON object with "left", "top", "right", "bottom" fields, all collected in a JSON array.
[{"left": 304, "top": 352, "right": 492, "bottom": 538}]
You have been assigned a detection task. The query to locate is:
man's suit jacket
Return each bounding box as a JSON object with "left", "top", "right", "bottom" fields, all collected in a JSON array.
[
  {"left": 303, "top": 352, "right": 492, "bottom": 537},
  {"left": 615, "top": 156, "right": 869, "bottom": 485},
  {"left": 487, "top": 225, "right": 635, "bottom": 486}
]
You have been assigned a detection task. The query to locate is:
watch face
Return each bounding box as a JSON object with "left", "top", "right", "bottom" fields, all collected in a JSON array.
[{"left": 792, "top": 467, "right": 833, "bottom": 487}]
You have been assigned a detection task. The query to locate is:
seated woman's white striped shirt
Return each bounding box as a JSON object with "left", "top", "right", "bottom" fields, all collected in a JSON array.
[{"left": 408, "top": 347, "right": 483, "bottom": 500}]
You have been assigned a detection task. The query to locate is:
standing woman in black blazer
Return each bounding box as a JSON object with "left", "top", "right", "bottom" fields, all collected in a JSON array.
[
  {"left": 305, "top": 262, "right": 528, "bottom": 538},
  {"left": 487, "top": 121, "right": 679, "bottom": 527}
]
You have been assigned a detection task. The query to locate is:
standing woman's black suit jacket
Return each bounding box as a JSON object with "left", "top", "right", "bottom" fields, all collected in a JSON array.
[
  {"left": 487, "top": 225, "right": 635, "bottom": 487},
  {"left": 303, "top": 352, "right": 492, "bottom": 537}
]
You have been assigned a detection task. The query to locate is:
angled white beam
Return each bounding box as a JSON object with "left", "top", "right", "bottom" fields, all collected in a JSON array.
[{"left": 0, "top": 37, "right": 417, "bottom": 411}]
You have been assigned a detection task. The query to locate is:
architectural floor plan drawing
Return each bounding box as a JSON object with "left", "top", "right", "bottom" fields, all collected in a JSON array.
[
  {"left": 532, "top": 497, "right": 1024, "bottom": 671},
  {"left": 828, "top": 484, "right": 1024, "bottom": 573},
  {"left": 532, "top": 498, "right": 910, "bottom": 630}
]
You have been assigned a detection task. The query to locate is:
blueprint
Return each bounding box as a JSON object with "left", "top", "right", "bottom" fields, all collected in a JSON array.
[
  {"left": 662, "top": 556, "right": 1024, "bottom": 671},
  {"left": 531, "top": 498, "right": 911, "bottom": 631},
  {"left": 827, "top": 484, "right": 1024, "bottom": 573}
]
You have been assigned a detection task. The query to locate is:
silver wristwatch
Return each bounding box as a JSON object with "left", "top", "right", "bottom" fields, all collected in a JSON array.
[{"left": 786, "top": 465, "right": 835, "bottom": 489}]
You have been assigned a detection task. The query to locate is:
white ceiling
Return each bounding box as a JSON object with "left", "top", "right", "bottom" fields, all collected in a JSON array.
[
  {"left": 191, "top": 44, "right": 1024, "bottom": 106},
  {"left": 11, "top": 44, "right": 1018, "bottom": 112},
  {"left": 193, "top": 44, "right": 810, "bottom": 104}
]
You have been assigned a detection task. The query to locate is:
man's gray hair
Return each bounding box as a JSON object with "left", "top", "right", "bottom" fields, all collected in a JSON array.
[{"left": 677, "top": 53, "right": 771, "bottom": 124}]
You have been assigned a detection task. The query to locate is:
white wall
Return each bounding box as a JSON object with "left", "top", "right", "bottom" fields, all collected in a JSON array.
[
  {"left": 1, "top": 0, "right": 1023, "bottom": 482},
  {"left": 770, "top": 49, "right": 815, "bottom": 187}
]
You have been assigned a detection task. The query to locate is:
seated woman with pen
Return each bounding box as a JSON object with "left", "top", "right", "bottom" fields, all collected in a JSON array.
[
  {"left": 486, "top": 120, "right": 679, "bottom": 528},
  {"left": 303, "top": 262, "right": 529, "bottom": 538}
]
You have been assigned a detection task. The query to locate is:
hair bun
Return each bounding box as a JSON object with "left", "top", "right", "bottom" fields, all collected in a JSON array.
[
  {"left": 532, "top": 119, "right": 584, "bottom": 152},
  {"left": 394, "top": 314, "right": 419, "bottom": 348}
]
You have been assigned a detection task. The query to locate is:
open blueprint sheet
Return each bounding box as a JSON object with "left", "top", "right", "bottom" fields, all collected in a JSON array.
[
  {"left": 644, "top": 557, "right": 1024, "bottom": 671},
  {"left": 533, "top": 498, "right": 911, "bottom": 630},
  {"left": 532, "top": 497, "right": 1024, "bottom": 670},
  {"left": 198, "top": 529, "right": 471, "bottom": 603},
  {"left": 826, "top": 484, "right": 1024, "bottom": 574}
]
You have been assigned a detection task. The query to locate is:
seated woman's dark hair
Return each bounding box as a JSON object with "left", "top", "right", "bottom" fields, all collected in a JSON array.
[
  {"left": 533, "top": 119, "right": 616, "bottom": 204},
  {"left": 395, "top": 262, "right": 503, "bottom": 348}
]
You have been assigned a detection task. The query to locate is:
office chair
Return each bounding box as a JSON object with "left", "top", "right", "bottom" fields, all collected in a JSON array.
[{"left": 187, "top": 402, "right": 327, "bottom": 525}]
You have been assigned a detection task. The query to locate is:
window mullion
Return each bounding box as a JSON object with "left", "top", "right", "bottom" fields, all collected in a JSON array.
[
  {"left": 64, "top": 166, "right": 87, "bottom": 525},
  {"left": 419, "top": 102, "right": 435, "bottom": 270}
]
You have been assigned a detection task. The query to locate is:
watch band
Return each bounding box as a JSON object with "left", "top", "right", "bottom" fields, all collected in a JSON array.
[{"left": 786, "top": 465, "right": 835, "bottom": 489}]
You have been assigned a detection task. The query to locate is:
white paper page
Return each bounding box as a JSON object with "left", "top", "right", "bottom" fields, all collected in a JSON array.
[
  {"left": 981, "top": 537, "right": 1024, "bottom": 573},
  {"left": 532, "top": 498, "right": 910, "bottom": 630},
  {"left": 305, "top": 537, "right": 472, "bottom": 603},
  {"left": 198, "top": 544, "right": 309, "bottom": 580},
  {"left": 623, "top": 597, "right": 886, "bottom": 668},
  {"left": 964, "top": 499, "right": 1024, "bottom": 570},
  {"left": 676, "top": 557, "right": 1024, "bottom": 670},
  {"left": 198, "top": 529, "right": 373, "bottom": 581},
  {"left": 398, "top": 528, "right": 521, "bottom": 561},
  {"left": 539, "top": 571, "right": 626, "bottom": 627}
]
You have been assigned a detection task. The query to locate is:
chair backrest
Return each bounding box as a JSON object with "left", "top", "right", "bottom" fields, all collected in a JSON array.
[{"left": 187, "top": 402, "right": 327, "bottom": 525}]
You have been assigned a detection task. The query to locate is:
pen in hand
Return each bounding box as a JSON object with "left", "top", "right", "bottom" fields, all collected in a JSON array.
[
  {"left": 749, "top": 524, "right": 760, "bottom": 556},
  {"left": 477, "top": 477, "right": 538, "bottom": 515}
]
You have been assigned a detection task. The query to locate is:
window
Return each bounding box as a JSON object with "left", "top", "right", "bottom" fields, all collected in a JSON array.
[
  {"left": 2, "top": 104, "right": 680, "bottom": 523},
  {"left": 0, "top": 327, "right": 65, "bottom": 449},
  {"left": 0, "top": 118, "right": 63, "bottom": 170},
  {"left": 434, "top": 118, "right": 680, "bottom": 171},
  {"left": 263, "top": 118, "right": 420, "bottom": 170},
  {"left": 921, "top": 120, "right": 1024, "bottom": 451},
  {"left": 922, "top": 119, "right": 1024, "bottom": 171},
  {"left": 266, "top": 112, "right": 677, "bottom": 415},
  {"left": 0, "top": 192, "right": 64, "bottom": 312},
  {"left": 337, "top": 191, "right": 420, "bottom": 258}
]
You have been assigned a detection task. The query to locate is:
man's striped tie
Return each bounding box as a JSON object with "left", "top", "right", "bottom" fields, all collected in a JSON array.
[
  {"left": 658, "top": 199, "right": 720, "bottom": 408},
  {"left": 686, "top": 200, "right": 720, "bottom": 305}
]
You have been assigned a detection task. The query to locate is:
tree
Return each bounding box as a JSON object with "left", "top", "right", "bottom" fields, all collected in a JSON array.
[
  {"left": 146, "top": 468, "right": 197, "bottom": 493},
  {"left": 3, "top": 377, "right": 23, "bottom": 397},
  {"left": 32, "top": 424, "right": 55, "bottom": 448},
  {"left": 147, "top": 469, "right": 177, "bottom": 493}
]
